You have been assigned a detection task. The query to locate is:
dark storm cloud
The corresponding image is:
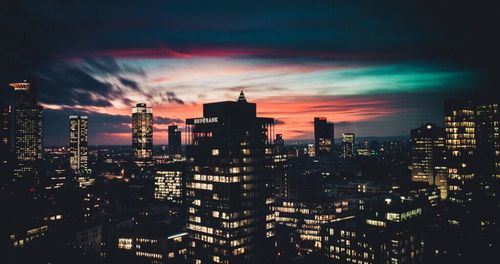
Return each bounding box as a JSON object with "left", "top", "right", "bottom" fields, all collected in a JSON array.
[
  {"left": 165, "top": 92, "right": 185, "bottom": 105},
  {"left": 155, "top": 116, "right": 184, "bottom": 125},
  {"left": 32, "top": 62, "right": 118, "bottom": 107},
  {"left": 1, "top": 0, "right": 499, "bottom": 145},
  {"left": 274, "top": 119, "right": 286, "bottom": 125},
  {"left": 118, "top": 77, "right": 140, "bottom": 90}
]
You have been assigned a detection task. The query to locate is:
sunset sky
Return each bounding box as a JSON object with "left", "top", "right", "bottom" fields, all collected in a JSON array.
[{"left": 1, "top": 1, "right": 498, "bottom": 145}]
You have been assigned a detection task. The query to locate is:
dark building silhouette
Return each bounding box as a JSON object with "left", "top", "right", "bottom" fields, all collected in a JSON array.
[
  {"left": 10, "top": 81, "right": 43, "bottom": 185},
  {"left": 184, "top": 91, "right": 275, "bottom": 263},
  {"left": 410, "top": 123, "right": 447, "bottom": 199},
  {"left": 132, "top": 103, "right": 153, "bottom": 165},
  {"left": 314, "top": 117, "right": 334, "bottom": 157},
  {"left": 168, "top": 125, "right": 182, "bottom": 155}
]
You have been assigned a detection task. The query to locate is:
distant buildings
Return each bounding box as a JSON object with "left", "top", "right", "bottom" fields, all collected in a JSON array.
[
  {"left": 410, "top": 123, "right": 447, "bottom": 199},
  {"left": 168, "top": 125, "right": 182, "bottom": 155},
  {"left": 356, "top": 140, "right": 371, "bottom": 156},
  {"left": 307, "top": 143, "right": 315, "bottom": 157},
  {"left": 132, "top": 103, "right": 153, "bottom": 165},
  {"left": 340, "top": 133, "right": 355, "bottom": 159},
  {"left": 10, "top": 81, "right": 43, "bottom": 184},
  {"left": 314, "top": 117, "right": 334, "bottom": 157},
  {"left": 184, "top": 91, "right": 275, "bottom": 263}
]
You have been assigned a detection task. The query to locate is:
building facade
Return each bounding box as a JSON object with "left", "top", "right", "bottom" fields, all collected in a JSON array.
[
  {"left": 154, "top": 163, "right": 184, "bottom": 204},
  {"left": 184, "top": 92, "right": 275, "bottom": 263}
]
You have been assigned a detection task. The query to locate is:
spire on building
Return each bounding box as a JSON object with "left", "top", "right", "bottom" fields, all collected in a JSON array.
[{"left": 237, "top": 90, "right": 247, "bottom": 102}]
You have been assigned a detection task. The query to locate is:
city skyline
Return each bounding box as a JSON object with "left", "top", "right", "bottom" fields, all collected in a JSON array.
[
  {"left": 2, "top": 1, "right": 498, "bottom": 145},
  {"left": 1, "top": 2, "right": 498, "bottom": 263}
]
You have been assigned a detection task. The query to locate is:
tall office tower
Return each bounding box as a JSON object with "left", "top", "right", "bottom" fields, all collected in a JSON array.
[
  {"left": 154, "top": 163, "right": 184, "bottom": 204},
  {"left": 185, "top": 91, "right": 275, "bottom": 263},
  {"left": 168, "top": 124, "right": 182, "bottom": 155},
  {"left": 410, "top": 123, "right": 447, "bottom": 199},
  {"left": 69, "top": 116, "right": 88, "bottom": 171},
  {"left": 1, "top": 105, "right": 10, "bottom": 182},
  {"left": 132, "top": 103, "right": 153, "bottom": 164},
  {"left": 10, "top": 81, "right": 43, "bottom": 183},
  {"left": 340, "top": 133, "right": 355, "bottom": 159},
  {"left": 313, "top": 117, "right": 334, "bottom": 157}
]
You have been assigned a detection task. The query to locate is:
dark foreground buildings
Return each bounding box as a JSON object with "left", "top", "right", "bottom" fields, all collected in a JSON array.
[
  {"left": 321, "top": 196, "right": 426, "bottom": 264},
  {"left": 184, "top": 91, "right": 275, "bottom": 263}
]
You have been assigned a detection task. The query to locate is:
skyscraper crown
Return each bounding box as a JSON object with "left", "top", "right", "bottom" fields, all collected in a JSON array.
[{"left": 238, "top": 90, "right": 247, "bottom": 102}]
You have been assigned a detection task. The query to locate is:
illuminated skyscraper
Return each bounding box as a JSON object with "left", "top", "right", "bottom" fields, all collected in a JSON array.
[
  {"left": 10, "top": 81, "right": 43, "bottom": 182},
  {"left": 132, "top": 103, "right": 153, "bottom": 164},
  {"left": 184, "top": 91, "right": 275, "bottom": 263},
  {"left": 314, "top": 117, "right": 334, "bottom": 157},
  {"left": 340, "top": 133, "right": 355, "bottom": 159},
  {"left": 410, "top": 123, "right": 447, "bottom": 199},
  {"left": 168, "top": 124, "right": 182, "bottom": 155},
  {"left": 69, "top": 116, "right": 88, "bottom": 171}
]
